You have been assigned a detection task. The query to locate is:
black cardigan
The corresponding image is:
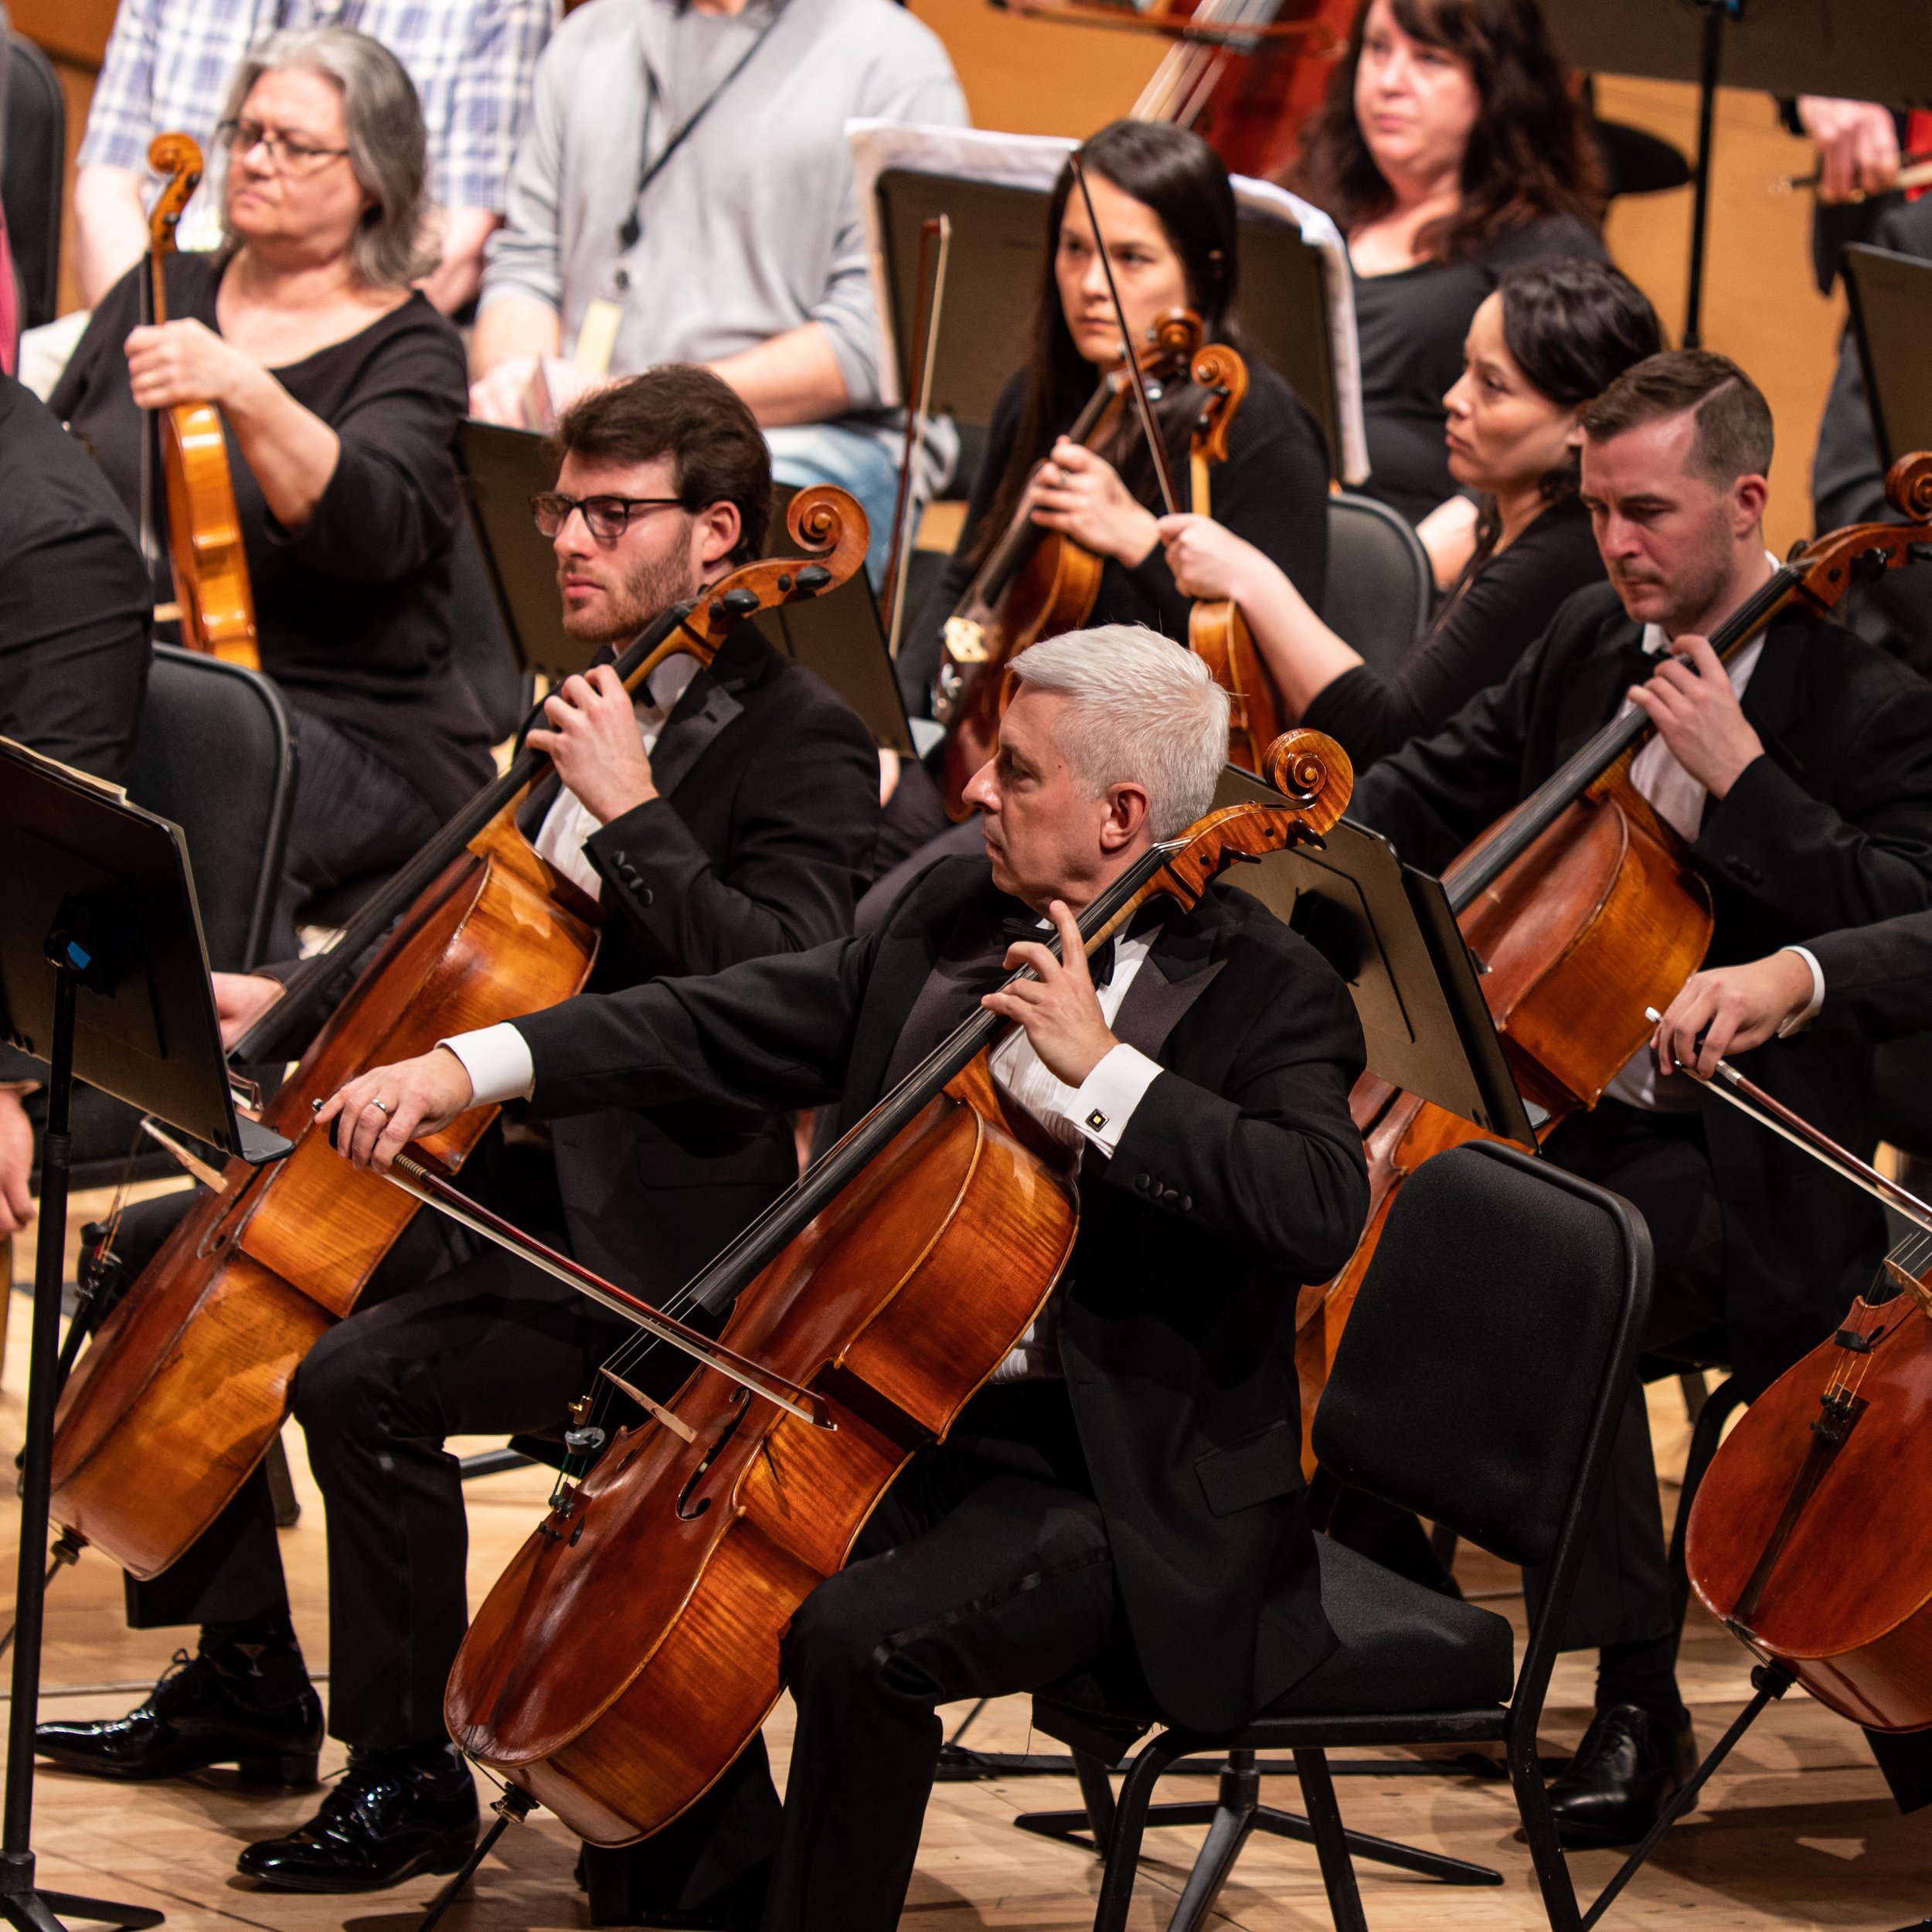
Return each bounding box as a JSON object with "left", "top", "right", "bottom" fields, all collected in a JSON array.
[
  {"left": 899, "top": 358, "right": 1331, "bottom": 719},
  {"left": 1302, "top": 495, "right": 1604, "bottom": 768},
  {"left": 51, "top": 254, "right": 493, "bottom": 819}
]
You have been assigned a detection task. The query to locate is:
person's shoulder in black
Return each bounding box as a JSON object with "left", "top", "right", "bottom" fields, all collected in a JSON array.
[
  {"left": 0, "top": 374, "right": 152, "bottom": 784},
  {"left": 1478, "top": 211, "right": 1607, "bottom": 272},
  {"left": 1303, "top": 494, "right": 1604, "bottom": 768},
  {"left": 1809, "top": 906, "right": 1932, "bottom": 1043}
]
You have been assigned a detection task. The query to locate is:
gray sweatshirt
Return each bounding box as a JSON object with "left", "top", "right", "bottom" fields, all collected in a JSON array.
[{"left": 478, "top": 0, "right": 968, "bottom": 410}]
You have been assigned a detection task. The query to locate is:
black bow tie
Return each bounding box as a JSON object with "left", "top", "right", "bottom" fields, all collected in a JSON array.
[{"left": 1000, "top": 914, "right": 1116, "bottom": 988}]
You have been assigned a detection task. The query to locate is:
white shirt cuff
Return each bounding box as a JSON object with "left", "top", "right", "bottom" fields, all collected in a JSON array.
[
  {"left": 1063, "top": 1043, "right": 1164, "bottom": 1155},
  {"left": 439, "top": 1023, "right": 536, "bottom": 1107},
  {"left": 1777, "top": 947, "right": 1826, "bottom": 1036}
]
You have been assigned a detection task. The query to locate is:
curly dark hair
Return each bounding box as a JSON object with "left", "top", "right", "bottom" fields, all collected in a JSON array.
[{"left": 1289, "top": 0, "right": 1602, "bottom": 264}]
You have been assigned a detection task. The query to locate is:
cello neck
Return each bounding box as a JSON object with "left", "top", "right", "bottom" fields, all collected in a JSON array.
[
  {"left": 1444, "top": 564, "right": 1802, "bottom": 913},
  {"left": 231, "top": 600, "right": 706, "bottom": 1066}
]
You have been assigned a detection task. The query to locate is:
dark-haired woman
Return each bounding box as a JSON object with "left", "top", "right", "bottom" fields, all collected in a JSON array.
[
  {"left": 1160, "top": 259, "right": 1661, "bottom": 768},
  {"left": 52, "top": 27, "right": 490, "bottom": 954},
  {"left": 896, "top": 118, "right": 1332, "bottom": 725},
  {"left": 1291, "top": 0, "right": 1606, "bottom": 573}
]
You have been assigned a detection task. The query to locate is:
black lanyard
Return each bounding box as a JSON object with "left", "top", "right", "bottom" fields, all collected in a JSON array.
[{"left": 618, "top": 0, "right": 792, "bottom": 252}]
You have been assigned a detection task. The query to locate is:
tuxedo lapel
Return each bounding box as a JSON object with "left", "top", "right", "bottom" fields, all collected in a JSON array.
[
  {"left": 1551, "top": 622, "right": 1650, "bottom": 766},
  {"left": 1112, "top": 911, "right": 1225, "bottom": 1062},
  {"left": 651, "top": 669, "right": 744, "bottom": 800}
]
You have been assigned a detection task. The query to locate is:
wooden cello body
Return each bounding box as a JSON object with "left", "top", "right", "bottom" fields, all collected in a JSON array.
[
  {"left": 444, "top": 754, "right": 1352, "bottom": 1843},
  {"left": 49, "top": 493, "right": 870, "bottom": 1580},
  {"left": 1291, "top": 454, "right": 1932, "bottom": 1452},
  {"left": 145, "top": 134, "right": 260, "bottom": 670},
  {"left": 1181, "top": 340, "right": 1285, "bottom": 772},
  {"left": 934, "top": 310, "right": 1203, "bottom": 818}
]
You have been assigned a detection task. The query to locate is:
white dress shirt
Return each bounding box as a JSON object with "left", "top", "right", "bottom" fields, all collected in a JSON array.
[
  {"left": 440, "top": 918, "right": 1171, "bottom": 1381},
  {"left": 1604, "top": 585, "right": 1771, "bottom": 1113},
  {"left": 529, "top": 655, "right": 699, "bottom": 900}
]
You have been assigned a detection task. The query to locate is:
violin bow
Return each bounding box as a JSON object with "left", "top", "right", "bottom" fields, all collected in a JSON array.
[
  {"left": 881, "top": 214, "right": 951, "bottom": 658},
  {"left": 1070, "top": 151, "right": 1180, "bottom": 517}
]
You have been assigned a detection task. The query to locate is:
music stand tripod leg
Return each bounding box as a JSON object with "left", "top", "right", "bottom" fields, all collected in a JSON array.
[{"left": 0, "top": 962, "right": 162, "bottom": 1932}]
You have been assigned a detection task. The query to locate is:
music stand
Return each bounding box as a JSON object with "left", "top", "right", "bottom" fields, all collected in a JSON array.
[
  {"left": 1212, "top": 767, "right": 1536, "bottom": 1141},
  {"left": 1540, "top": 0, "right": 1932, "bottom": 350},
  {"left": 0, "top": 739, "right": 292, "bottom": 1932},
  {"left": 1844, "top": 243, "right": 1932, "bottom": 471},
  {"left": 450, "top": 421, "right": 915, "bottom": 753},
  {"left": 849, "top": 122, "right": 1369, "bottom": 485}
]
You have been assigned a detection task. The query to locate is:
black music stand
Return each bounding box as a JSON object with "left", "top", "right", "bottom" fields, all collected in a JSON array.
[
  {"left": 1845, "top": 243, "right": 1932, "bottom": 470},
  {"left": 0, "top": 739, "right": 292, "bottom": 1932},
  {"left": 450, "top": 420, "right": 914, "bottom": 753},
  {"left": 1542, "top": 0, "right": 1932, "bottom": 349}
]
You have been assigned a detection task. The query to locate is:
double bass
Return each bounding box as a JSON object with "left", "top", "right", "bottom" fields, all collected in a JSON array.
[
  {"left": 144, "top": 134, "right": 260, "bottom": 671},
  {"left": 933, "top": 307, "right": 1204, "bottom": 816},
  {"left": 1292, "top": 452, "right": 1932, "bottom": 1454},
  {"left": 47, "top": 492, "right": 869, "bottom": 1581},
  {"left": 422, "top": 739, "right": 1352, "bottom": 1844}
]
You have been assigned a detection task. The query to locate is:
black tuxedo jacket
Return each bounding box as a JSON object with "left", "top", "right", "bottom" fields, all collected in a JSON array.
[
  {"left": 1810, "top": 910, "right": 1932, "bottom": 1043},
  {"left": 512, "top": 855, "right": 1370, "bottom": 1733},
  {"left": 510, "top": 621, "right": 880, "bottom": 1304},
  {"left": 1352, "top": 582, "right": 1932, "bottom": 1393}
]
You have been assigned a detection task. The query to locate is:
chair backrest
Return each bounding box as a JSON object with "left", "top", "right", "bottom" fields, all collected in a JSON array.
[
  {"left": 1320, "top": 492, "right": 1432, "bottom": 677},
  {"left": 1314, "top": 1141, "right": 1650, "bottom": 1578},
  {"left": 2, "top": 30, "right": 63, "bottom": 332},
  {"left": 450, "top": 514, "right": 533, "bottom": 743},
  {"left": 125, "top": 646, "right": 298, "bottom": 971}
]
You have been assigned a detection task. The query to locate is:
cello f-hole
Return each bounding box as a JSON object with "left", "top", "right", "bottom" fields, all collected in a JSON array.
[{"left": 675, "top": 1385, "right": 753, "bottom": 1521}]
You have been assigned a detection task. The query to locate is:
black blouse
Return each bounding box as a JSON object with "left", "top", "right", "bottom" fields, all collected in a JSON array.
[
  {"left": 1302, "top": 494, "right": 1603, "bottom": 769},
  {"left": 50, "top": 255, "right": 492, "bottom": 820},
  {"left": 899, "top": 356, "right": 1331, "bottom": 718},
  {"left": 1352, "top": 213, "right": 1606, "bottom": 526}
]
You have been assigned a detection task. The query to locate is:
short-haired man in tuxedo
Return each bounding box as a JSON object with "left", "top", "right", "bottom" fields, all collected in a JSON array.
[
  {"left": 36, "top": 367, "right": 883, "bottom": 1904},
  {"left": 1348, "top": 348, "right": 1932, "bottom": 1845},
  {"left": 323, "top": 624, "right": 1372, "bottom": 1932}
]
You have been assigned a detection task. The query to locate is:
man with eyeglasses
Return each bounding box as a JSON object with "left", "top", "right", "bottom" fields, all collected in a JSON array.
[
  {"left": 71, "top": 0, "right": 552, "bottom": 315},
  {"left": 36, "top": 367, "right": 882, "bottom": 1916}
]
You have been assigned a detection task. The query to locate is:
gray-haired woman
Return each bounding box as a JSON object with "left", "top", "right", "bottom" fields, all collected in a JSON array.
[{"left": 52, "top": 26, "right": 492, "bottom": 953}]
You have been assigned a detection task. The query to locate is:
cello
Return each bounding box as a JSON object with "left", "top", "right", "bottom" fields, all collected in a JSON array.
[
  {"left": 933, "top": 306, "right": 1202, "bottom": 817},
  {"left": 143, "top": 134, "right": 260, "bottom": 671},
  {"left": 406, "top": 739, "right": 1353, "bottom": 1845},
  {"left": 1291, "top": 451, "right": 1932, "bottom": 1457},
  {"left": 47, "top": 490, "right": 870, "bottom": 1582},
  {"left": 1181, "top": 339, "right": 1285, "bottom": 772}
]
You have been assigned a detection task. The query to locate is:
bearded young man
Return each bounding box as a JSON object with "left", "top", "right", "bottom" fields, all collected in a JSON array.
[
  {"left": 36, "top": 369, "right": 881, "bottom": 1906},
  {"left": 1349, "top": 349, "right": 1932, "bottom": 1846}
]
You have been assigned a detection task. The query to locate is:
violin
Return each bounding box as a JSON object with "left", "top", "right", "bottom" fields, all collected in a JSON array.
[
  {"left": 1679, "top": 1044, "right": 1932, "bottom": 1731},
  {"left": 1182, "top": 341, "right": 1285, "bottom": 773},
  {"left": 48, "top": 492, "right": 869, "bottom": 1583},
  {"left": 145, "top": 134, "right": 260, "bottom": 672},
  {"left": 1292, "top": 451, "right": 1932, "bottom": 1463},
  {"left": 932, "top": 306, "right": 1203, "bottom": 818},
  {"left": 426, "top": 738, "right": 1352, "bottom": 1844}
]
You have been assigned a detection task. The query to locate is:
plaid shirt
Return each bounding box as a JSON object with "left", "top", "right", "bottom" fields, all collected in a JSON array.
[{"left": 79, "top": 0, "right": 553, "bottom": 236}]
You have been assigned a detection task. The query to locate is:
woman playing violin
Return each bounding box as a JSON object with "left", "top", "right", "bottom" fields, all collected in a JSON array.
[
  {"left": 51, "top": 27, "right": 491, "bottom": 953},
  {"left": 1160, "top": 259, "right": 1660, "bottom": 767},
  {"left": 896, "top": 120, "right": 1332, "bottom": 727},
  {"left": 1291, "top": 0, "right": 1604, "bottom": 578}
]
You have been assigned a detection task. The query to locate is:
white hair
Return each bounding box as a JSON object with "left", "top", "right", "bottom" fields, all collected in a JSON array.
[{"left": 1009, "top": 625, "right": 1229, "bottom": 839}]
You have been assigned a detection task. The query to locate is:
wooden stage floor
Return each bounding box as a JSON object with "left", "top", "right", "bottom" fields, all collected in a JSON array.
[{"left": 8, "top": 1193, "right": 1927, "bottom": 1930}]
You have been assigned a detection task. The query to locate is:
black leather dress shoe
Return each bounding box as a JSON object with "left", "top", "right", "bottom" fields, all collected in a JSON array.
[
  {"left": 236, "top": 1747, "right": 479, "bottom": 1892},
  {"left": 36, "top": 1648, "right": 321, "bottom": 1786},
  {"left": 1546, "top": 1702, "right": 1697, "bottom": 1848}
]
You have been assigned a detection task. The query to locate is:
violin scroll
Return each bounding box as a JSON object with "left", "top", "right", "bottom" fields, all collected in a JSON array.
[
  {"left": 1886, "top": 450, "right": 1932, "bottom": 523},
  {"left": 679, "top": 485, "right": 869, "bottom": 650},
  {"left": 147, "top": 133, "right": 202, "bottom": 254},
  {"left": 1188, "top": 344, "right": 1250, "bottom": 471},
  {"left": 1140, "top": 308, "right": 1204, "bottom": 377},
  {"left": 1264, "top": 727, "right": 1353, "bottom": 821}
]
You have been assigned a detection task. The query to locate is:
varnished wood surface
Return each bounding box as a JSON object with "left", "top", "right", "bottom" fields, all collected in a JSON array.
[{"left": 9, "top": 1210, "right": 1931, "bottom": 1929}]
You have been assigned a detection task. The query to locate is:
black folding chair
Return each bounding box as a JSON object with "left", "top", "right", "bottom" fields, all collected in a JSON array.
[
  {"left": 1320, "top": 492, "right": 1432, "bottom": 677},
  {"left": 1028, "top": 1140, "right": 1655, "bottom": 1932}
]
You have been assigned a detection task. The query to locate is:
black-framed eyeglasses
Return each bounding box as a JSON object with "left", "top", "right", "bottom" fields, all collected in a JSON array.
[
  {"left": 216, "top": 118, "right": 352, "bottom": 173},
  {"left": 531, "top": 492, "right": 687, "bottom": 543}
]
